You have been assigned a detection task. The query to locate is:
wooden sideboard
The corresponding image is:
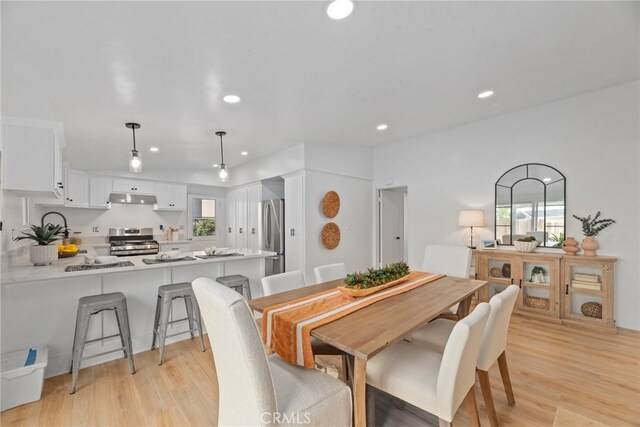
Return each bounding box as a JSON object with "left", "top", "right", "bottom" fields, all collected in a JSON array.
[{"left": 474, "top": 250, "right": 617, "bottom": 333}]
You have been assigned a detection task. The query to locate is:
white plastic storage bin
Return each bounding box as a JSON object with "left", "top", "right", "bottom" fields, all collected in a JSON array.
[{"left": 1, "top": 346, "right": 48, "bottom": 411}]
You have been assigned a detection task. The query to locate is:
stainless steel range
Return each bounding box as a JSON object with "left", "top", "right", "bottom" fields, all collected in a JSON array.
[{"left": 109, "top": 228, "right": 159, "bottom": 256}]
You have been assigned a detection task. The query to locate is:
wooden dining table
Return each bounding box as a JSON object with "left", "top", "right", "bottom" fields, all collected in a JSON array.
[{"left": 249, "top": 271, "right": 487, "bottom": 427}]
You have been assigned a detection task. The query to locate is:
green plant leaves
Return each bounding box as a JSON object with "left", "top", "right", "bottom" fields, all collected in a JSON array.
[
  {"left": 13, "top": 223, "right": 63, "bottom": 246},
  {"left": 344, "top": 261, "right": 410, "bottom": 289}
]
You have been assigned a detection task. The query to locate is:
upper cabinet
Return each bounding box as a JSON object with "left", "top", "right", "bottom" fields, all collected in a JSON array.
[
  {"left": 89, "top": 176, "right": 112, "bottom": 209},
  {"left": 112, "top": 179, "right": 154, "bottom": 194},
  {"left": 64, "top": 169, "right": 89, "bottom": 208},
  {"left": 2, "top": 122, "right": 64, "bottom": 197},
  {"left": 154, "top": 183, "right": 187, "bottom": 211}
]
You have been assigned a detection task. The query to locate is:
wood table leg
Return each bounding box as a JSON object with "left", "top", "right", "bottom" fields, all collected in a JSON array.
[
  {"left": 353, "top": 357, "right": 367, "bottom": 427},
  {"left": 456, "top": 295, "right": 473, "bottom": 319},
  {"left": 497, "top": 351, "right": 516, "bottom": 405}
]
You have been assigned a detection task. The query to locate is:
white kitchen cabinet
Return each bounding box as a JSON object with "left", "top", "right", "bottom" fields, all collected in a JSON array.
[
  {"left": 226, "top": 190, "right": 236, "bottom": 248},
  {"left": 89, "top": 176, "right": 112, "bottom": 209},
  {"left": 64, "top": 169, "right": 89, "bottom": 207},
  {"left": 284, "top": 173, "right": 305, "bottom": 273},
  {"left": 2, "top": 123, "right": 64, "bottom": 197},
  {"left": 247, "top": 185, "right": 262, "bottom": 250},
  {"left": 154, "top": 183, "right": 187, "bottom": 211},
  {"left": 112, "top": 179, "right": 154, "bottom": 194},
  {"left": 225, "top": 184, "right": 262, "bottom": 250}
]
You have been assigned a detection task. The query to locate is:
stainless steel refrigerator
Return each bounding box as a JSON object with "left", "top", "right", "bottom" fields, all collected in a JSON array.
[{"left": 260, "top": 199, "right": 285, "bottom": 276}]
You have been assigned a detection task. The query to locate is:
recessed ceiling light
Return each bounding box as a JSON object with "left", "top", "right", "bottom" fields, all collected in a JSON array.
[
  {"left": 149, "top": 147, "right": 159, "bottom": 152},
  {"left": 477, "top": 90, "right": 494, "bottom": 99},
  {"left": 212, "top": 163, "right": 219, "bottom": 168},
  {"left": 120, "top": 199, "right": 125, "bottom": 203},
  {"left": 140, "top": 200, "right": 145, "bottom": 204},
  {"left": 327, "top": 0, "right": 354, "bottom": 19},
  {"left": 223, "top": 95, "right": 241, "bottom": 103},
  {"left": 241, "top": 151, "right": 248, "bottom": 156},
  {"left": 543, "top": 177, "right": 552, "bottom": 182},
  {"left": 376, "top": 124, "right": 388, "bottom": 131}
]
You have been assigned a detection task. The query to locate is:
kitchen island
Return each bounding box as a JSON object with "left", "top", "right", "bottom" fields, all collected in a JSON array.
[{"left": 1, "top": 249, "right": 276, "bottom": 377}]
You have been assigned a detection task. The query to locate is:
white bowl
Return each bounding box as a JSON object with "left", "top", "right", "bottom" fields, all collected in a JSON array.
[
  {"left": 166, "top": 251, "right": 183, "bottom": 259},
  {"left": 514, "top": 241, "right": 539, "bottom": 252},
  {"left": 95, "top": 256, "right": 118, "bottom": 264}
]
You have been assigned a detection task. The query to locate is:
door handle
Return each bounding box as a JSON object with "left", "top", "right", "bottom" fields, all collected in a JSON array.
[
  {"left": 396, "top": 236, "right": 401, "bottom": 240},
  {"left": 565, "top": 284, "right": 569, "bottom": 295},
  {"left": 252, "top": 228, "right": 256, "bottom": 234},
  {"left": 228, "top": 227, "right": 232, "bottom": 233},
  {"left": 291, "top": 228, "right": 295, "bottom": 237},
  {"left": 239, "top": 228, "right": 243, "bottom": 234}
]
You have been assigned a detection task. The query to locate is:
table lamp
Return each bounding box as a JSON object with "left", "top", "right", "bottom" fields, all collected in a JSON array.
[{"left": 458, "top": 210, "right": 485, "bottom": 249}]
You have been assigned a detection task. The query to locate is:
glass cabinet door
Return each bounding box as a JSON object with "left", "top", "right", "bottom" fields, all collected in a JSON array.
[
  {"left": 518, "top": 261, "right": 557, "bottom": 316},
  {"left": 563, "top": 262, "right": 604, "bottom": 321}
]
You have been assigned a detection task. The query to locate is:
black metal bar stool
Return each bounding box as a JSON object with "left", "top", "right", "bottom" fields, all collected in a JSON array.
[
  {"left": 216, "top": 275, "right": 252, "bottom": 300},
  {"left": 70, "top": 292, "right": 135, "bottom": 394},
  {"left": 151, "top": 282, "right": 206, "bottom": 365}
]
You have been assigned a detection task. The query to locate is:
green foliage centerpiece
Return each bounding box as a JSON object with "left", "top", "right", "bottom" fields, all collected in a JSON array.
[{"left": 339, "top": 262, "right": 411, "bottom": 296}]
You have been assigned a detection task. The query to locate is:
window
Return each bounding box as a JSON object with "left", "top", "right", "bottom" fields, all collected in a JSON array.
[{"left": 189, "top": 196, "right": 216, "bottom": 239}]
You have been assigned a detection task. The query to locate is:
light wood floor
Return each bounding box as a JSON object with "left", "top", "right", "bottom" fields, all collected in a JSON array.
[{"left": 3, "top": 315, "right": 639, "bottom": 426}]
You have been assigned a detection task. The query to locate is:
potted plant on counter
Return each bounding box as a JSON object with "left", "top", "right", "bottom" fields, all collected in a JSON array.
[
  {"left": 14, "top": 223, "right": 64, "bottom": 266},
  {"left": 572, "top": 211, "right": 616, "bottom": 257}
]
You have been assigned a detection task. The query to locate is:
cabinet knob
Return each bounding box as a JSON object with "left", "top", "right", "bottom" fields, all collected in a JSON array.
[
  {"left": 239, "top": 228, "right": 243, "bottom": 234},
  {"left": 252, "top": 228, "right": 256, "bottom": 234},
  {"left": 291, "top": 228, "right": 295, "bottom": 236},
  {"left": 228, "top": 227, "right": 232, "bottom": 233}
]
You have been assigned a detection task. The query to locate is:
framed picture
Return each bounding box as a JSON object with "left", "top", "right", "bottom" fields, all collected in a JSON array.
[{"left": 481, "top": 240, "right": 498, "bottom": 249}]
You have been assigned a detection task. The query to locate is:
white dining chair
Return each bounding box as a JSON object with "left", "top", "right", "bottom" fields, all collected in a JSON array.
[
  {"left": 261, "top": 270, "right": 349, "bottom": 378},
  {"left": 422, "top": 244, "right": 472, "bottom": 319},
  {"left": 314, "top": 263, "right": 347, "bottom": 283},
  {"left": 366, "top": 302, "right": 491, "bottom": 427},
  {"left": 261, "top": 270, "right": 306, "bottom": 296},
  {"left": 192, "top": 277, "right": 352, "bottom": 427},
  {"left": 410, "top": 285, "right": 519, "bottom": 427}
]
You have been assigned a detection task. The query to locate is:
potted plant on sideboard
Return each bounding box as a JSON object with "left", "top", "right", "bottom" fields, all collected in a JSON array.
[
  {"left": 572, "top": 211, "right": 616, "bottom": 256},
  {"left": 14, "top": 224, "right": 64, "bottom": 266}
]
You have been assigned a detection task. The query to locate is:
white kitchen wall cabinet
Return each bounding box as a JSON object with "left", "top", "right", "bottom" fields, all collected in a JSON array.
[
  {"left": 225, "top": 184, "right": 262, "bottom": 250},
  {"left": 112, "top": 179, "right": 154, "bottom": 194},
  {"left": 154, "top": 183, "right": 187, "bottom": 211},
  {"left": 226, "top": 190, "right": 236, "bottom": 248},
  {"left": 284, "top": 173, "right": 304, "bottom": 273},
  {"left": 89, "top": 176, "right": 112, "bottom": 209},
  {"left": 64, "top": 169, "right": 89, "bottom": 208},
  {"left": 2, "top": 123, "right": 64, "bottom": 197},
  {"left": 247, "top": 185, "right": 262, "bottom": 249}
]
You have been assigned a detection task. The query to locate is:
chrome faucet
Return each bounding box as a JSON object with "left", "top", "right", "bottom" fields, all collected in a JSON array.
[{"left": 41, "top": 211, "right": 69, "bottom": 240}]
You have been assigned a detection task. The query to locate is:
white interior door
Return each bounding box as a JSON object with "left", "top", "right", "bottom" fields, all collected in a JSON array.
[{"left": 379, "top": 187, "right": 407, "bottom": 266}]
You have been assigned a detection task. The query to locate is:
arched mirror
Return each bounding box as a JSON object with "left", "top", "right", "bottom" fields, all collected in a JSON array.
[{"left": 495, "top": 163, "right": 565, "bottom": 247}]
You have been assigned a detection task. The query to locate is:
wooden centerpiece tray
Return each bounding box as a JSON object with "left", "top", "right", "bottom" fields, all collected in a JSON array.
[{"left": 337, "top": 273, "right": 412, "bottom": 297}]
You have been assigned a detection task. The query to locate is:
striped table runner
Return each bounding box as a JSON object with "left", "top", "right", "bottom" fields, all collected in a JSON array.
[{"left": 261, "top": 271, "right": 445, "bottom": 368}]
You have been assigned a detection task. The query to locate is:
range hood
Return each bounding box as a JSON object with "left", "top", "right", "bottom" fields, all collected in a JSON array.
[{"left": 109, "top": 193, "right": 158, "bottom": 205}]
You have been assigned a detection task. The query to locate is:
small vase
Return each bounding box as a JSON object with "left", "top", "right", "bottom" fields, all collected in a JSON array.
[
  {"left": 30, "top": 245, "right": 58, "bottom": 266},
  {"left": 581, "top": 236, "right": 599, "bottom": 257},
  {"left": 562, "top": 237, "right": 580, "bottom": 255}
]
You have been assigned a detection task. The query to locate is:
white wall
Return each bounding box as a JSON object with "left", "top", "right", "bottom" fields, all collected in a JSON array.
[
  {"left": 304, "top": 170, "right": 372, "bottom": 283},
  {"left": 373, "top": 81, "right": 640, "bottom": 329}
]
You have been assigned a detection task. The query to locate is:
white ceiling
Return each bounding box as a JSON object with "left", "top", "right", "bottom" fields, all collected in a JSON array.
[{"left": 2, "top": 1, "right": 638, "bottom": 171}]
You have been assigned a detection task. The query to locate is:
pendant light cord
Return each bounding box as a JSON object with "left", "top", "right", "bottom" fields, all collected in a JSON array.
[
  {"left": 132, "top": 127, "right": 137, "bottom": 151},
  {"left": 219, "top": 133, "right": 225, "bottom": 164}
]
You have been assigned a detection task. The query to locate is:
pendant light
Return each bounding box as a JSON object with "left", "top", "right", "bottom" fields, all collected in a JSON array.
[
  {"left": 215, "top": 131, "right": 228, "bottom": 182},
  {"left": 126, "top": 122, "right": 142, "bottom": 173}
]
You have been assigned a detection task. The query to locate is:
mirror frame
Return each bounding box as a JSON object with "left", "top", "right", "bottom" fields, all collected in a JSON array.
[{"left": 495, "top": 163, "right": 566, "bottom": 247}]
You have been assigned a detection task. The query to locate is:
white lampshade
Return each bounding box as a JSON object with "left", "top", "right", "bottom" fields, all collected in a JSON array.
[{"left": 458, "top": 210, "right": 485, "bottom": 227}]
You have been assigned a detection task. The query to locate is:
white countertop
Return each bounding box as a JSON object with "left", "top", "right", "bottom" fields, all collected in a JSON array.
[{"left": 1, "top": 249, "right": 276, "bottom": 285}]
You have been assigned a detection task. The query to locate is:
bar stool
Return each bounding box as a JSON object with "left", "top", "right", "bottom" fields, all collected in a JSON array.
[
  {"left": 151, "top": 282, "right": 206, "bottom": 365},
  {"left": 70, "top": 292, "right": 135, "bottom": 394},
  {"left": 216, "top": 275, "right": 252, "bottom": 300}
]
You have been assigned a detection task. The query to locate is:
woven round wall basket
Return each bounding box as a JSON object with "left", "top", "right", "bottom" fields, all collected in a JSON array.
[
  {"left": 322, "top": 191, "right": 340, "bottom": 218},
  {"left": 581, "top": 301, "right": 602, "bottom": 319},
  {"left": 321, "top": 222, "right": 341, "bottom": 250}
]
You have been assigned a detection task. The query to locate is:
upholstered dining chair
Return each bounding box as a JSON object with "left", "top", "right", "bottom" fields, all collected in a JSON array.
[
  {"left": 261, "top": 270, "right": 306, "bottom": 296},
  {"left": 410, "top": 285, "right": 519, "bottom": 427},
  {"left": 313, "top": 263, "right": 347, "bottom": 283},
  {"left": 192, "top": 277, "right": 352, "bottom": 427},
  {"left": 261, "top": 270, "right": 349, "bottom": 379},
  {"left": 422, "top": 244, "right": 472, "bottom": 320},
  {"left": 366, "top": 302, "right": 490, "bottom": 427}
]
